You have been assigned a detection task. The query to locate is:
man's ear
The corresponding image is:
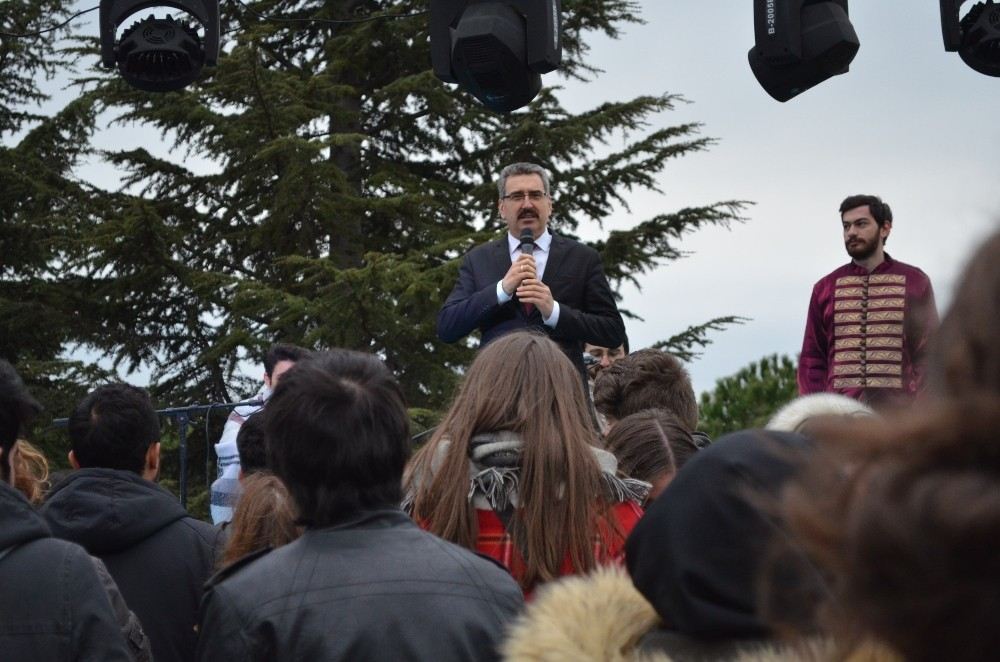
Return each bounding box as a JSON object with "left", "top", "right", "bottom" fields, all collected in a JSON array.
[
  {"left": 68, "top": 450, "right": 81, "bottom": 470},
  {"left": 881, "top": 221, "right": 892, "bottom": 240},
  {"left": 263, "top": 371, "right": 272, "bottom": 389},
  {"left": 143, "top": 442, "right": 161, "bottom": 481}
]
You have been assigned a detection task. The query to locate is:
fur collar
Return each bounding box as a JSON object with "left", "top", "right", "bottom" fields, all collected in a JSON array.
[{"left": 502, "top": 567, "right": 901, "bottom": 662}]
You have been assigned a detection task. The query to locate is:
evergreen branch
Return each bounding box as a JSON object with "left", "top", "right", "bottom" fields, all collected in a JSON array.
[
  {"left": 231, "top": 0, "right": 427, "bottom": 28},
  {"left": 0, "top": 4, "right": 96, "bottom": 38},
  {"left": 596, "top": 201, "right": 751, "bottom": 288},
  {"left": 651, "top": 316, "right": 750, "bottom": 363}
]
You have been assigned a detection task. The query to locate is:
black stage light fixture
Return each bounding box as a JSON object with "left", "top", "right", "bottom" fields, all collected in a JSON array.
[
  {"left": 748, "top": 0, "right": 860, "bottom": 102},
  {"left": 430, "top": 0, "right": 561, "bottom": 113},
  {"left": 941, "top": 0, "right": 1000, "bottom": 76},
  {"left": 100, "top": 0, "right": 220, "bottom": 92}
]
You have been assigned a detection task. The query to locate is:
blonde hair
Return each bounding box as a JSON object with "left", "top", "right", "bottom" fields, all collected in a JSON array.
[{"left": 13, "top": 439, "right": 50, "bottom": 504}]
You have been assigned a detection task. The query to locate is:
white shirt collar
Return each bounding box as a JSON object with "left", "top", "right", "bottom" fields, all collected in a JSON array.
[{"left": 507, "top": 228, "right": 552, "bottom": 255}]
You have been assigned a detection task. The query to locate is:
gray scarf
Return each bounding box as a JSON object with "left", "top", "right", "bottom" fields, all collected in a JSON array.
[{"left": 405, "top": 430, "right": 650, "bottom": 512}]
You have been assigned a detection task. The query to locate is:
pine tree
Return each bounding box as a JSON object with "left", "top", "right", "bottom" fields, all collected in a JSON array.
[
  {"left": 10, "top": 0, "right": 749, "bottom": 415},
  {"left": 1, "top": 2, "right": 120, "bottom": 462},
  {"left": 698, "top": 354, "right": 798, "bottom": 438}
]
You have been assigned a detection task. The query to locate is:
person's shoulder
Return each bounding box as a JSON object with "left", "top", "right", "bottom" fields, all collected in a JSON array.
[
  {"left": 204, "top": 547, "right": 273, "bottom": 592},
  {"left": 466, "top": 234, "right": 507, "bottom": 256},
  {"left": 814, "top": 262, "right": 854, "bottom": 285},
  {"left": 175, "top": 514, "right": 228, "bottom": 554},
  {"left": 889, "top": 258, "right": 932, "bottom": 281},
  {"left": 409, "top": 524, "right": 519, "bottom": 585},
  {"left": 551, "top": 233, "right": 596, "bottom": 253}
]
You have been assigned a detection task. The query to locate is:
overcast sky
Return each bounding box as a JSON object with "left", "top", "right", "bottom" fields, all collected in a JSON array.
[
  {"left": 557, "top": 1, "right": 1000, "bottom": 393},
  {"left": 25, "top": 1, "right": 1000, "bottom": 396}
]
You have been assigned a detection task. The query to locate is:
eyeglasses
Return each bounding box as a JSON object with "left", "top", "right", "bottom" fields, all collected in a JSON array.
[{"left": 501, "top": 190, "right": 548, "bottom": 203}]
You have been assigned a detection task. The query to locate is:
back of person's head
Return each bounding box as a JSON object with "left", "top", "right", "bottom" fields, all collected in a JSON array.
[
  {"left": 626, "top": 430, "right": 819, "bottom": 641},
  {"left": 410, "top": 331, "right": 606, "bottom": 589},
  {"left": 68, "top": 383, "right": 160, "bottom": 473},
  {"left": 263, "top": 350, "right": 411, "bottom": 528},
  {"left": 593, "top": 349, "right": 699, "bottom": 430},
  {"left": 766, "top": 393, "right": 875, "bottom": 435},
  {"left": 604, "top": 409, "right": 699, "bottom": 501},
  {"left": 264, "top": 343, "right": 309, "bottom": 379},
  {"left": 13, "top": 439, "right": 50, "bottom": 504},
  {"left": 782, "top": 396, "right": 1000, "bottom": 662},
  {"left": 221, "top": 471, "right": 301, "bottom": 567},
  {"left": 927, "top": 228, "right": 1000, "bottom": 398},
  {"left": 236, "top": 413, "right": 268, "bottom": 476},
  {"left": 0, "top": 359, "right": 42, "bottom": 483}
]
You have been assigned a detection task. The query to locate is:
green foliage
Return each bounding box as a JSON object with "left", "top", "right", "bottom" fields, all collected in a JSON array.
[
  {"left": 3, "top": 0, "right": 750, "bottom": 505},
  {"left": 651, "top": 315, "right": 749, "bottom": 362},
  {"left": 698, "top": 354, "right": 798, "bottom": 438}
]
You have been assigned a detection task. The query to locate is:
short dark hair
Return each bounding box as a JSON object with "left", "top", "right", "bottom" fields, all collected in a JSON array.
[
  {"left": 839, "top": 194, "right": 892, "bottom": 228},
  {"left": 593, "top": 349, "right": 699, "bottom": 430},
  {"left": 0, "top": 360, "right": 42, "bottom": 482},
  {"left": 68, "top": 384, "right": 160, "bottom": 474},
  {"left": 264, "top": 343, "right": 310, "bottom": 378},
  {"left": 236, "top": 413, "right": 268, "bottom": 476},
  {"left": 605, "top": 409, "right": 699, "bottom": 484},
  {"left": 263, "top": 350, "right": 411, "bottom": 527}
]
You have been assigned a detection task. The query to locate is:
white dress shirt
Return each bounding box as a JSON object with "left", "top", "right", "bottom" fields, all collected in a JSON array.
[{"left": 495, "top": 229, "right": 560, "bottom": 327}]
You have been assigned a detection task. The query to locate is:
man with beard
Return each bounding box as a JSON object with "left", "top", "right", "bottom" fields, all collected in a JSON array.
[
  {"left": 438, "top": 162, "right": 625, "bottom": 381},
  {"left": 797, "top": 194, "right": 938, "bottom": 406}
]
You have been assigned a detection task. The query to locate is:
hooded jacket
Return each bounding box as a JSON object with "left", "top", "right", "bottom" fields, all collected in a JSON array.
[
  {"left": 625, "top": 430, "right": 819, "bottom": 643},
  {"left": 42, "top": 468, "right": 223, "bottom": 662},
  {"left": 0, "top": 480, "right": 131, "bottom": 661}
]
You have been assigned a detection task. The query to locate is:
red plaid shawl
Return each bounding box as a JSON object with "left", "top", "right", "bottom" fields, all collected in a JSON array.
[{"left": 474, "top": 501, "right": 644, "bottom": 596}]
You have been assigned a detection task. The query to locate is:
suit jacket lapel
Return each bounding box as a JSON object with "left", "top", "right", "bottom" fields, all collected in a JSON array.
[
  {"left": 489, "top": 236, "right": 510, "bottom": 281},
  {"left": 542, "top": 233, "right": 568, "bottom": 284}
]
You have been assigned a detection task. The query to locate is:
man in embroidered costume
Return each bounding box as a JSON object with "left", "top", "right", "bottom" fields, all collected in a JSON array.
[{"left": 797, "top": 194, "right": 938, "bottom": 406}]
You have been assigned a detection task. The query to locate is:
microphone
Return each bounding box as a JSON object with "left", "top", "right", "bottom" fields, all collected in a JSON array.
[{"left": 519, "top": 228, "right": 535, "bottom": 256}]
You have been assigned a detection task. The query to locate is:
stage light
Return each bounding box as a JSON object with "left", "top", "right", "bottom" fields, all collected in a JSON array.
[
  {"left": 941, "top": 0, "right": 1000, "bottom": 76},
  {"left": 748, "top": 0, "right": 860, "bottom": 102},
  {"left": 430, "top": 0, "right": 561, "bottom": 113},
  {"left": 100, "top": 0, "right": 219, "bottom": 92}
]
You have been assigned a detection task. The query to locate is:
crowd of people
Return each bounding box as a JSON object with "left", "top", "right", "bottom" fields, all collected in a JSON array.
[{"left": 1, "top": 162, "right": 997, "bottom": 661}]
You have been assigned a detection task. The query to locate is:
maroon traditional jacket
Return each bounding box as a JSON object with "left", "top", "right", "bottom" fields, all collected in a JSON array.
[{"left": 797, "top": 254, "right": 938, "bottom": 403}]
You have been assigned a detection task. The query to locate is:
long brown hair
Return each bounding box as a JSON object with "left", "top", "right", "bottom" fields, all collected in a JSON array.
[
  {"left": 781, "top": 395, "right": 1000, "bottom": 661},
  {"left": 604, "top": 409, "right": 698, "bottom": 485},
  {"left": 409, "top": 332, "right": 608, "bottom": 589},
  {"left": 221, "top": 472, "right": 301, "bottom": 568}
]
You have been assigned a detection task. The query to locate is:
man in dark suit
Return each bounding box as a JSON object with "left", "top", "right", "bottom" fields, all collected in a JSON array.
[{"left": 438, "top": 162, "right": 625, "bottom": 378}]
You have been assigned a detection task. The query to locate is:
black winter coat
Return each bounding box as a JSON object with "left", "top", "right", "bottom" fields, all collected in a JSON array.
[
  {"left": 0, "top": 481, "right": 132, "bottom": 661},
  {"left": 42, "top": 468, "right": 223, "bottom": 662},
  {"left": 196, "top": 509, "right": 524, "bottom": 661}
]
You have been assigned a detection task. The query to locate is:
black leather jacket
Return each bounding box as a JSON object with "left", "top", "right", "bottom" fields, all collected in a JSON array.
[{"left": 196, "top": 509, "right": 524, "bottom": 661}]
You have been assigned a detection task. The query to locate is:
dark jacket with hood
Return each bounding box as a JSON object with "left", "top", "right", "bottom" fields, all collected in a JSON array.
[
  {"left": 196, "top": 509, "right": 524, "bottom": 662},
  {"left": 42, "top": 468, "right": 223, "bottom": 662},
  {"left": 625, "top": 430, "right": 822, "bottom": 660},
  {"left": 0, "top": 480, "right": 132, "bottom": 661}
]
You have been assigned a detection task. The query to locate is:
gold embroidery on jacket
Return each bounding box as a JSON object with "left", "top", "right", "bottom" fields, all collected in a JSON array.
[
  {"left": 834, "top": 377, "right": 903, "bottom": 389},
  {"left": 869, "top": 274, "right": 906, "bottom": 285}
]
